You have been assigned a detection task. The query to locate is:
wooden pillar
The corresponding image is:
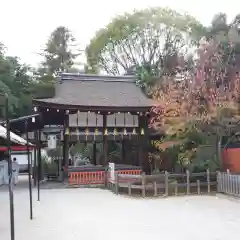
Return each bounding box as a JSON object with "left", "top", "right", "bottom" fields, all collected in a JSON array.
[
  {"left": 37, "top": 129, "right": 42, "bottom": 201},
  {"left": 138, "top": 114, "right": 150, "bottom": 173},
  {"left": 33, "top": 130, "right": 37, "bottom": 186},
  {"left": 93, "top": 141, "right": 97, "bottom": 165},
  {"left": 121, "top": 139, "right": 125, "bottom": 164},
  {"left": 62, "top": 130, "right": 66, "bottom": 167},
  {"left": 63, "top": 113, "right": 70, "bottom": 170},
  {"left": 103, "top": 114, "right": 108, "bottom": 166}
]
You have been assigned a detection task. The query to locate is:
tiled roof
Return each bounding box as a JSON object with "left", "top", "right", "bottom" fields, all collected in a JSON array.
[{"left": 34, "top": 73, "right": 154, "bottom": 109}]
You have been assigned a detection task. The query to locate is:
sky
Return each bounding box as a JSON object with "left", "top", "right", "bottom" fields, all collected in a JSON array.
[{"left": 0, "top": 0, "right": 239, "bottom": 67}]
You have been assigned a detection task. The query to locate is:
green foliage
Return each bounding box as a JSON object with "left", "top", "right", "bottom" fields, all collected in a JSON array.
[
  {"left": 41, "top": 155, "right": 58, "bottom": 176},
  {"left": 31, "top": 82, "right": 55, "bottom": 99},
  {"left": 0, "top": 48, "right": 33, "bottom": 117},
  {"left": 155, "top": 121, "right": 217, "bottom": 171},
  {"left": 190, "top": 154, "right": 220, "bottom": 172},
  {"left": 209, "top": 12, "right": 240, "bottom": 56},
  {"left": 86, "top": 7, "right": 206, "bottom": 77},
  {"left": 0, "top": 27, "right": 78, "bottom": 118},
  {"left": 164, "top": 145, "right": 181, "bottom": 165},
  {"left": 47, "top": 146, "right": 63, "bottom": 158},
  {"left": 40, "top": 26, "right": 80, "bottom": 75},
  {"left": 70, "top": 143, "right": 93, "bottom": 159}
]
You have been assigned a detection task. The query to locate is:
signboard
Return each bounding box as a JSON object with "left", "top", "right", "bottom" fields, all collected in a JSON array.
[{"left": 109, "top": 162, "right": 115, "bottom": 183}]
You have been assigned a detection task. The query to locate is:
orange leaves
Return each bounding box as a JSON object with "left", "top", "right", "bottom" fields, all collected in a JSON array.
[{"left": 149, "top": 38, "right": 239, "bottom": 136}]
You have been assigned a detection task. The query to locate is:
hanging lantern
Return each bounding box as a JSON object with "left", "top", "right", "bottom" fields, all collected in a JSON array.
[
  {"left": 104, "top": 128, "right": 108, "bottom": 135},
  {"left": 123, "top": 128, "right": 127, "bottom": 135},
  {"left": 140, "top": 128, "right": 145, "bottom": 135},
  {"left": 132, "top": 115, "right": 136, "bottom": 135},
  {"left": 85, "top": 127, "right": 89, "bottom": 141},
  {"left": 113, "top": 127, "right": 118, "bottom": 135},
  {"left": 132, "top": 128, "right": 136, "bottom": 135},
  {"left": 65, "top": 127, "right": 70, "bottom": 135},
  {"left": 75, "top": 128, "right": 80, "bottom": 141},
  {"left": 94, "top": 128, "right": 98, "bottom": 141},
  {"left": 94, "top": 128, "right": 99, "bottom": 135},
  {"left": 85, "top": 128, "right": 89, "bottom": 135}
]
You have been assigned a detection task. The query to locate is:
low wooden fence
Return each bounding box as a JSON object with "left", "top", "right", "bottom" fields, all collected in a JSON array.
[
  {"left": 67, "top": 166, "right": 224, "bottom": 199},
  {"left": 217, "top": 171, "right": 240, "bottom": 197},
  {"left": 68, "top": 168, "right": 141, "bottom": 186},
  {"left": 111, "top": 170, "right": 217, "bottom": 197},
  {"left": 69, "top": 171, "right": 106, "bottom": 185}
]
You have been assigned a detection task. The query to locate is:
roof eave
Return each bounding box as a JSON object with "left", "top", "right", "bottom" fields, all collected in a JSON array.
[{"left": 33, "top": 99, "right": 153, "bottom": 112}]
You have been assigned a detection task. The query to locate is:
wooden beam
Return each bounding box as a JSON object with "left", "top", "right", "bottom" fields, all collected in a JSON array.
[
  {"left": 33, "top": 100, "right": 152, "bottom": 113},
  {"left": 0, "top": 114, "right": 40, "bottom": 125},
  {"left": 138, "top": 115, "right": 150, "bottom": 173},
  {"left": 63, "top": 113, "right": 70, "bottom": 170},
  {"left": 93, "top": 141, "right": 96, "bottom": 165},
  {"left": 103, "top": 114, "right": 108, "bottom": 166}
]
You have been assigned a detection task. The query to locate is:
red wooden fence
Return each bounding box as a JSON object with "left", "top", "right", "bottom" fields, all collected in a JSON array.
[
  {"left": 68, "top": 171, "right": 105, "bottom": 185},
  {"left": 68, "top": 169, "right": 141, "bottom": 185}
]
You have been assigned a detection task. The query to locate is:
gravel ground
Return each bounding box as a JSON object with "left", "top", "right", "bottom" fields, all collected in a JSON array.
[{"left": 1, "top": 184, "right": 240, "bottom": 240}]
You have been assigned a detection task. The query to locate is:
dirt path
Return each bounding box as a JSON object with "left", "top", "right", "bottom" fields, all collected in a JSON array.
[{"left": 1, "top": 187, "right": 240, "bottom": 240}]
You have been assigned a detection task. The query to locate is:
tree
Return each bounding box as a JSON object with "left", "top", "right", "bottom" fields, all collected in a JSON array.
[
  {"left": 149, "top": 12, "right": 240, "bottom": 171},
  {"left": 40, "top": 26, "right": 80, "bottom": 75},
  {"left": 86, "top": 7, "right": 206, "bottom": 81},
  {"left": 194, "top": 11, "right": 240, "bottom": 114},
  {"left": 210, "top": 13, "right": 228, "bottom": 35},
  {"left": 0, "top": 45, "right": 33, "bottom": 117}
]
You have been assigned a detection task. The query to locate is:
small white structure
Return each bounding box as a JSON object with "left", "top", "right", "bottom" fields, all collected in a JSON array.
[{"left": 108, "top": 162, "right": 115, "bottom": 183}]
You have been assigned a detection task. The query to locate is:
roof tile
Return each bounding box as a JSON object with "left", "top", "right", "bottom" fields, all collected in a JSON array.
[{"left": 34, "top": 73, "right": 154, "bottom": 108}]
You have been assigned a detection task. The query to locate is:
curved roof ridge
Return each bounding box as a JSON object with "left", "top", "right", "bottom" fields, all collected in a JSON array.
[{"left": 58, "top": 73, "right": 136, "bottom": 82}]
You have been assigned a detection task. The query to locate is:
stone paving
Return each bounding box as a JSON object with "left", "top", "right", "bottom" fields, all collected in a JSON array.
[{"left": 1, "top": 178, "right": 240, "bottom": 240}]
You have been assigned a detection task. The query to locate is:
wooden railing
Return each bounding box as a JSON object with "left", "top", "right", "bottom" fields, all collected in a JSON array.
[
  {"left": 217, "top": 171, "right": 240, "bottom": 197},
  {"left": 112, "top": 170, "right": 217, "bottom": 197},
  {"left": 68, "top": 169, "right": 141, "bottom": 186},
  {"left": 68, "top": 167, "right": 220, "bottom": 199},
  {"left": 69, "top": 171, "right": 105, "bottom": 185},
  {"left": 117, "top": 169, "right": 141, "bottom": 175}
]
